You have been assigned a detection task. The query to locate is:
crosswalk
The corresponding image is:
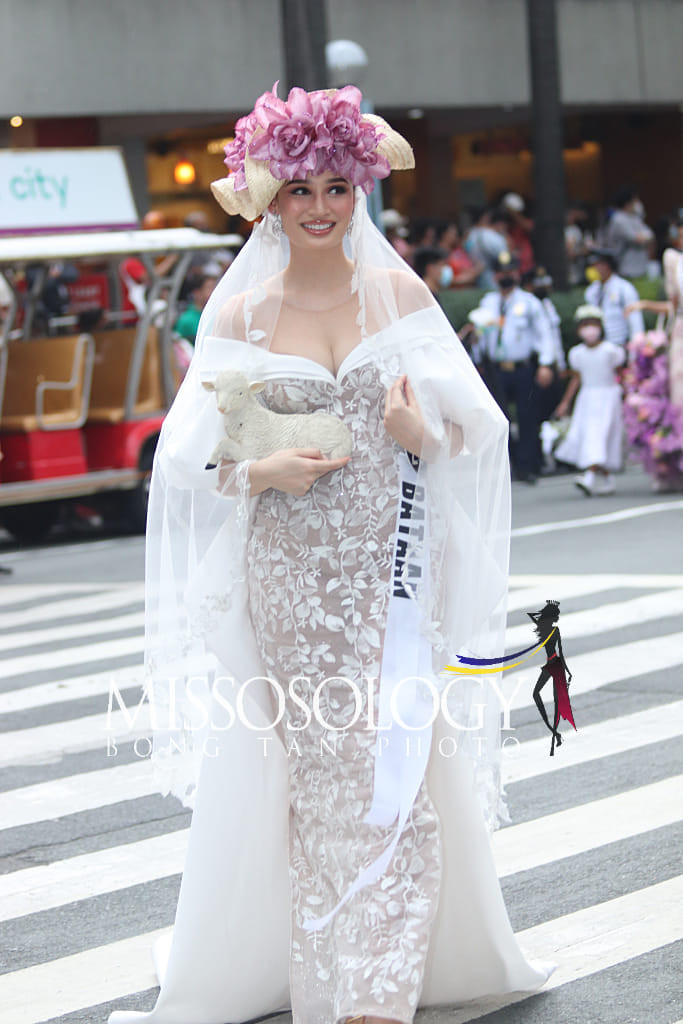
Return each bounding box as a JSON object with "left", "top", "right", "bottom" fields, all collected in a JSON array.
[{"left": 0, "top": 573, "right": 681, "bottom": 1024}]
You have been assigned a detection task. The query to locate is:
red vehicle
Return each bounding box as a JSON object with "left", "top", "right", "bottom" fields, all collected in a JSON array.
[{"left": 0, "top": 228, "right": 240, "bottom": 542}]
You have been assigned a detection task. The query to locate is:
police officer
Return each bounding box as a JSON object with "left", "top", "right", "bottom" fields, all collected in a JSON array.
[
  {"left": 584, "top": 247, "right": 644, "bottom": 347},
  {"left": 479, "top": 251, "right": 555, "bottom": 482},
  {"left": 522, "top": 265, "right": 567, "bottom": 425}
]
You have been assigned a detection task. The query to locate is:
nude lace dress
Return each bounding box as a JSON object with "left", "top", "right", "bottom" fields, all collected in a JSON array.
[{"left": 246, "top": 352, "right": 441, "bottom": 1024}]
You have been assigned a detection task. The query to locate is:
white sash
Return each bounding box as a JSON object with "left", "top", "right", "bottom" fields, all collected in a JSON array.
[{"left": 304, "top": 451, "right": 435, "bottom": 931}]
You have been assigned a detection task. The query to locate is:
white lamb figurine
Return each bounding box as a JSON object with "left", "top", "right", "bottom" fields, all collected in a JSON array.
[{"left": 203, "top": 369, "right": 353, "bottom": 468}]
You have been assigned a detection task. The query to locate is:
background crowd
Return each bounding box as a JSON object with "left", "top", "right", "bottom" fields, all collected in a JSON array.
[
  {"left": 8, "top": 184, "right": 679, "bottom": 501},
  {"left": 382, "top": 188, "right": 683, "bottom": 495},
  {"left": 118, "top": 187, "right": 683, "bottom": 496}
]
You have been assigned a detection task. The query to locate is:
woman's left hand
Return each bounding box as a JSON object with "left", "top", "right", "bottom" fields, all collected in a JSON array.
[{"left": 384, "top": 374, "right": 425, "bottom": 456}]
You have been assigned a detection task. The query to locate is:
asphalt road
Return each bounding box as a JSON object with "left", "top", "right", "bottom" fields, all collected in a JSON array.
[{"left": 0, "top": 463, "right": 681, "bottom": 1024}]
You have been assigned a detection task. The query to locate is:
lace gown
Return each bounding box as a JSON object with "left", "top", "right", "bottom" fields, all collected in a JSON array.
[
  {"left": 247, "top": 355, "right": 441, "bottom": 1024},
  {"left": 108, "top": 316, "right": 553, "bottom": 1024}
]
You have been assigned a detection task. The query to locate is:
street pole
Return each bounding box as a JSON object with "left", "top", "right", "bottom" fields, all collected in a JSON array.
[
  {"left": 526, "top": 0, "right": 568, "bottom": 289},
  {"left": 280, "top": 0, "right": 329, "bottom": 91}
]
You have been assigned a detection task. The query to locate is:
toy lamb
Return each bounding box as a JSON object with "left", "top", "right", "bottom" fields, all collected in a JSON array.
[{"left": 203, "top": 369, "right": 353, "bottom": 468}]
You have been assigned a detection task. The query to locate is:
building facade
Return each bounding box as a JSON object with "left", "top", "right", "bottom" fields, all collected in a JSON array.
[{"left": 1, "top": 0, "right": 681, "bottom": 229}]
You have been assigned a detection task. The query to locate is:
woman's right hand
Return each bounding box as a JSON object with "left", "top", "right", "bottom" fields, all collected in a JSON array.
[{"left": 248, "top": 448, "right": 350, "bottom": 496}]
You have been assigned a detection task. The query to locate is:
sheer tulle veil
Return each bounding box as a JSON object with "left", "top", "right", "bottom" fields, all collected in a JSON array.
[{"left": 143, "top": 188, "right": 512, "bottom": 834}]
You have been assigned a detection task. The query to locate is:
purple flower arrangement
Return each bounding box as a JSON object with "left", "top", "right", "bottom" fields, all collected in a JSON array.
[
  {"left": 623, "top": 329, "right": 683, "bottom": 483},
  {"left": 223, "top": 83, "right": 390, "bottom": 195}
]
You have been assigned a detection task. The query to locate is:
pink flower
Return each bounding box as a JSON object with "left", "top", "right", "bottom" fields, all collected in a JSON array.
[
  {"left": 222, "top": 82, "right": 390, "bottom": 196},
  {"left": 624, "top": 327, "right": 683, "bottom": 482},
  {"left": 223, "top": 83, "right": 285, "bottom": 189},
  {"left": 249, "top": 87, "right": 326, "bottom": 180}
]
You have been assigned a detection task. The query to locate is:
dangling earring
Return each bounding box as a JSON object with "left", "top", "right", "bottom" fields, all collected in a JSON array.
[
  {"left": 270, "top": 210, "right": 283, "bottom": 238},
  {"left": 346, "top": 209, "right": 355, "bottom": 236}
]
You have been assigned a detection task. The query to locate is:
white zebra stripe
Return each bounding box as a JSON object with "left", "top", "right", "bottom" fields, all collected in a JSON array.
[
  {"left": 0, "top": 926, "right": 168, "bottom": 1024},
  {"left": 502, "top": 631, "right": 683, "bottom": 713},
  {"left": 503, "top": 575, "right": 673, "bottom": 614},
  {"left": 0, "top": 775, "right": 679, "bottom": 924},
  {"left": 0, "top": 665, "right": 142, "bottom": 715},
  {"left": 0, "top": 758, "right": 156, "bottom": 831},
  {"left": 0, "top": 829, "right": 189, "bottom": 922},
  {"left": 492, "top": 774, "right": 682, "bottom": 876},
  {"left": 2, "top": 876, "right": 680, "bottom": 1024},
  {"left": 0, "top": 582, "right": 107, "bottom": 607},
  {"left": 1, "top": 595, "right": 677, "bottom": 717},
  {"left": 2, "top": 697, "right": 680, "bottom": 832},
  {"left": 447, "top": 875, "right": 683, "bottom": 1022},
  {"left": 0, "top": 610, "right": 145, "bottom": 654},
  {"left": 510, "top": 498, "right": 683, "bottom": 537},
  {"left": 1, "top": 707, "right": 150, "bottom": 767},
  {"left": 0, "top": 584, "right": 144, "bottom": 632},
  {"left": 504, "top": 588, "right": 683, "bottom": 647},
  {"left": 501, "top": 698, "right": 683, "bottom": 785},
  {"left": 0, "top": 573, "right": 680, "bottom": 1023},
  {"left": 0, "top": 633, "right": 144, "bottom": 681},
  {"left": 6, "top": 624, "right": 676, "bottom": 767}
]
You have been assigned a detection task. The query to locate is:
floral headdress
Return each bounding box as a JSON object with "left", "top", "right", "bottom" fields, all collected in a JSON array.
[{"left": 211, "top": 83, "right": 414, "bottom": 222}]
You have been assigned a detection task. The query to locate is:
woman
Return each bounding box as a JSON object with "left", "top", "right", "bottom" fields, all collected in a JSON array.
[
  {"left": 528, "top": 601, "right": 575, "bottom": 756},
  {"left": 623, "top": 220, "right": 683, "bottom": 491},
  {"left": 109, "top": 85, "right": 551, "bottom": 1024},
  {"left": 625, "top": 218, "right": 683, "bottom": 408}
]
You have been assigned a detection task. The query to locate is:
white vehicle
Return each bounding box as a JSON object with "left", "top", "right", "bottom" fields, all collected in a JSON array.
[{"left": 0, "top": 227, "right": 241, "bottom": 542}]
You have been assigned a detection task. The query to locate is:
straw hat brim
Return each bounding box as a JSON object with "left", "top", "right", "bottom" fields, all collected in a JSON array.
[
  {"left": 211, "top": 112, "right": 414, "bottom": 221},
  {"left": 362, "top": 114, "right": 415, "bottom": 171}
]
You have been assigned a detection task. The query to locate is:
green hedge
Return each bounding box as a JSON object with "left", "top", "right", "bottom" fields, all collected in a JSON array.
[{"left": 439, "top": 278, "right": 666, "bottom": 356}]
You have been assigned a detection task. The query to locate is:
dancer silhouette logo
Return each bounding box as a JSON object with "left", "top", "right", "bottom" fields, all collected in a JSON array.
[{"left": 444, "top": 599, "right": 576, "bottom": 756}]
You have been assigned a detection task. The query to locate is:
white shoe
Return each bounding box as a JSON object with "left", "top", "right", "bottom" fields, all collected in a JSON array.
[
  {"left": 574, "top": 470, "right": 595, "bottom": 495},
  {"left": 594, "top": 474, "right": 615, "bottom": 495}
]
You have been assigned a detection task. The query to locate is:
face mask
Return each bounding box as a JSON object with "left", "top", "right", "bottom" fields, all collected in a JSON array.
[
  {"left": 498, "top": 275, "right": 516, "bottom": 290},
  {"left": 632, "top": 200, "right": 645, "bottom": 218},
  {"left": 578, "top": 324, "right": 602, "bottom": 344},
  {"left": 439, "top": 264, "right": 454, "bottom": 288}
]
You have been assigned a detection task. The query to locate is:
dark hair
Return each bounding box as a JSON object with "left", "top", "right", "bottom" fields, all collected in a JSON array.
[
  {"left": 413, "top": 246, "right": 447, "bottom": 280},
  {"left": 408, "top": 217, "right": 437, "bottom": 247},
  {"left": 489, "top": 207, "right": 511, "bottom": 228},
  {"left": 185, "top": 271, "right": 215, "bottom": 295},
  {"left": 436, "top": 220, "right": 459, "bottom": 245},
  {"left": 527, "top": 600, "right": 560, "bottom": 638},
  {"left": 468, "top": 206, "right": 487, "bottom": 225},
  {"left": 612, "top": 185, "right": 639, "bottom": 210}
]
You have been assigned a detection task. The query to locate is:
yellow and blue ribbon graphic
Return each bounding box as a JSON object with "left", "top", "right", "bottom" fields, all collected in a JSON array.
[{"left": 444, "top": 629, "right": 556, "bottom": 676}]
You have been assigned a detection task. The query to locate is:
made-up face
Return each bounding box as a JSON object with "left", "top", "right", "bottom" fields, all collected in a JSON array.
[{"left": 272, "top": 172, "right": 354, "bottom": 251}]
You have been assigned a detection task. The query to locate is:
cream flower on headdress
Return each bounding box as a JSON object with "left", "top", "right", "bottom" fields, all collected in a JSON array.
[{"left": 211, "top": 83, "right": 414, "bottom": 222}]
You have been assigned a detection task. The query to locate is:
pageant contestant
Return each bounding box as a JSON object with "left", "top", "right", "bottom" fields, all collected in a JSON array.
[
  {"left": 555, "top": 305, "right": 625, "bottom": 496},
  {"left": 109, "top": 84, "right": 552, "bottom": 1024}
]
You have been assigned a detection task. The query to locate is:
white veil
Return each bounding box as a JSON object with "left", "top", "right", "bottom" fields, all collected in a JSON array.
[{"left": 143, "top": 190, "right": 511, "bottom": 832}]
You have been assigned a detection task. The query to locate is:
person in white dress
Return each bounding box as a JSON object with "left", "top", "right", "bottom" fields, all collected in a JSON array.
[
  {"left": 108, "top": 84, "right": 552, "bottom": 1024},
  {"left": 554, "top": 305, "right": 625, "bottom": 495}
]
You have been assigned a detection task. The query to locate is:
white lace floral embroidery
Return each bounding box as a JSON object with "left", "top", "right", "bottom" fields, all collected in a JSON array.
[{"left": 247, "top": 366, "right": 441, "bottom": 1024}]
